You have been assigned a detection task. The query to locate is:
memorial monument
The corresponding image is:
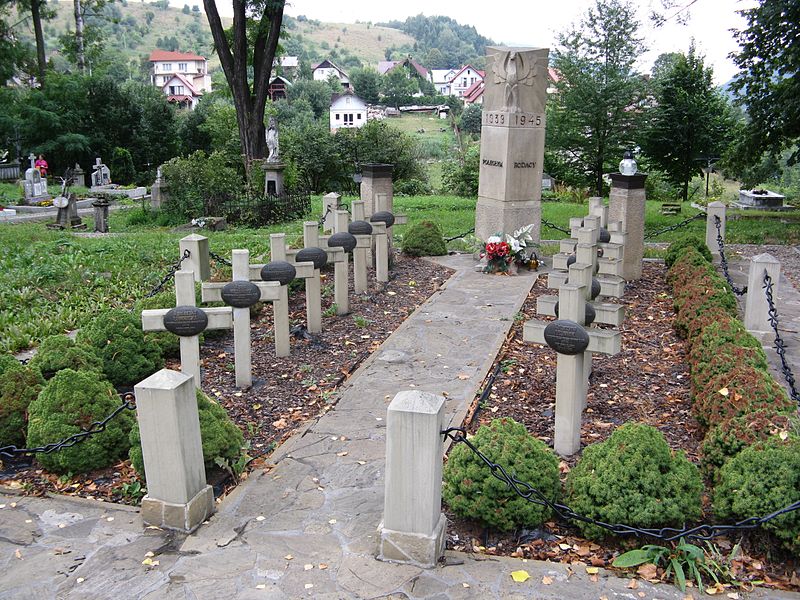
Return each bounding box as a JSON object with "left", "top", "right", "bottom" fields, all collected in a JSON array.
[
  {"left": 264, "top": 117, "right": 285, "bottom": 196},
  {"left": 475, "top": 46, "right": 550, "bottom": 243}
]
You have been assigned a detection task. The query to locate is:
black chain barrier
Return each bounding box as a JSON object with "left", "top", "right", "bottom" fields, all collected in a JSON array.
[
  {"left": 209, "top": 250, "right": 232, "bottom": 267},
  {"left": 714, "top": 215, "right": 748, "bottom": 296},
  {"left": 644, "top": 212, "right": 706, "bottom": 240},
  {"left": 144, "top": 249, "right": 191, "bottom": 298},
  {"left": 541, "top": 219, "right": 570, "bottom": 235},
  {"left": 445, "top": 227, "right": 475, "bottom": 243},
  {"left": 763, "top": 271, "right": 800, "bottom": 404},
  {"left": 443, "top": 427, "right": 800, "bottom": 542},
  {"left": 0, "top": 394, "right": 136, "bottom": 460}
]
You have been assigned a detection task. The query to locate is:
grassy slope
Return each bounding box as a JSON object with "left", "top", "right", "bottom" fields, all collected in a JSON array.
[{"left": 296, "top": 21, "right": 414, "bottom": 66}]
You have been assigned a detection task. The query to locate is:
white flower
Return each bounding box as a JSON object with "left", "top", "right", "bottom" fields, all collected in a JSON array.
[{"left": 486, "top": 235, "right": 502, "bottom": 244}]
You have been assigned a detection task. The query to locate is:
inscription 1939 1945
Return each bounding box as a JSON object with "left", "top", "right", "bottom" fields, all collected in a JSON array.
[{"left": 483, "top": 111, "right": 544, "bottom": 128}]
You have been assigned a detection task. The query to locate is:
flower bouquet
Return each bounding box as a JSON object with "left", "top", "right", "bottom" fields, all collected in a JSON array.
[{"left": 481, "top": 224, "right": 539, "bottom": 274}]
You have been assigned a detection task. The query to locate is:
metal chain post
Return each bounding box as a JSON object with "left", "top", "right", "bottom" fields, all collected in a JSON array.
[
  {"left": 445, "top": 227, "right": 475, "bottom": 243},
  {"left": 145, "top": 249, "right": 191, "bottom": 298},
  {"left": 541, "top": 219, "right": 570, "bottom": 235},
  {"left": 208, "top": 250, "right": 232, "bottom": 267},
  {"left": 714, "top": 215, "right": 747, "bottom": 296},
  {"left": 644, "top": 212, "right": 706, "bottom": 240},
  {"left": 763, "top": 271, "right": 800, "bottom": 404}
]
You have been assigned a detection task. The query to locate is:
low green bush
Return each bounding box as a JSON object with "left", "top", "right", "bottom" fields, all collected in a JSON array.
[
  {"left": 714, "top": 438, "right": 800, "bottom": 553},
  {"left": 26, "top": 369, "right": 135, "bottom": 474},
  {"left": 443, "top": 417, "right": 560, "bottom": 531},
  {"left": 0, "top": 353, "right": 20, "bottom": 378},
  {"left": 701, "top": 410, "right": 799, "bottom": 477},
  {"left": 665, "top": 236, "right": 712, "bottom": 268},
  {"left": 394, "top": 178, "right": 432, "bottom": 196},
  {"left": 690, "top": 346, "right": 768, "bottom": 397},
  {"left": 132, "top": 293, "right": 181, "bottom": 359},
  {"left": 566, "top": 423, "right": 702, "bottom": 540},
  {"left": 688, "top": 316, "right": 763, "bottom": 366},
  {"left": 0, "top": 365, "right": 44, "bottom": 447},
  {"left": 693, "top": 365, "right": 793, "bottom": 428},
  {"left": 76, "top": 309, "right": 163, "bottom": 388},
  {"left": 28, "top": 335, "right": 103, "bottom": 379},
  {"left": 129, "top": 389, "right": 244, "bottom": 480},
  {"left": 402, "top": 220, "right": 448, "bottom": 257}
]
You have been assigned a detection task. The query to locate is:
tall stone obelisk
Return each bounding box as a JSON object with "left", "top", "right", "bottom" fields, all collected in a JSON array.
[{"left": 475, "top": 46, "right": 549, "bottom": 243}]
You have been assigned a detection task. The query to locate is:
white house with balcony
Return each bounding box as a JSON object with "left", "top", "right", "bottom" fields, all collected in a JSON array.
[
  {"left": 449, "top": 65, "right": 484, "bottom": 98},
  {"left": 330, "top": 92, "right": 367, "bottom": 131},
  {"left": 149, "top": 50, "right": 211, "bottom": 109},
  {"left": 313, "top": 59, "right": 351, "bottom": 90}
]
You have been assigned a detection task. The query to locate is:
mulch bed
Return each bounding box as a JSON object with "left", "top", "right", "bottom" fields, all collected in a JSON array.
[
  {"left": 446, "top": 261, "right": 800, "bottom": 593},
  {"left": 0, "top": 253, "right": 453, "bottom": 504}
]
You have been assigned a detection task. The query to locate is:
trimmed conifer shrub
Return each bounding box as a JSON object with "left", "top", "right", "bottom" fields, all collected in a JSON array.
[
  {"left": 665, "top": 236, "right": 712, "bottom": 268},
  {"left": 28, "top": 335, "right": 103, "bottom": 380},
  {"left": 0, "top": 353, "right": 20, "bottom": 378},
  {"left": 402, "top": 220, "right": 448, "bottom": 257},
  {"left": 0, "top": 365, "right": 44, "bottom": 448}
]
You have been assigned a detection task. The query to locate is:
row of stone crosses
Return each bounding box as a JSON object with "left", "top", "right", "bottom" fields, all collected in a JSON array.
[
  {"left": 524, "top": 198, "right": 628, "bottom": 456},
  {"left": 141, "top": 197, "right": 398, "bottom": 391}
]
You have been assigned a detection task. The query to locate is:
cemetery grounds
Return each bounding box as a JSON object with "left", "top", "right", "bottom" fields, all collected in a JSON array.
[{"left": 2, "top": 196, "right": 800, "bottom": 592}]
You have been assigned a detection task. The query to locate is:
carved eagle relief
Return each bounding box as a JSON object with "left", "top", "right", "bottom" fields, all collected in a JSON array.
[{"left": 491, "top": 50, "right": 543, "bottom": 113}]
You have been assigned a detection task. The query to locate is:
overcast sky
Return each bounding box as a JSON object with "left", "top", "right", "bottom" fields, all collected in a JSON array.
[{"left": 277, "top": 0, "right": 756, "bottom": 84}]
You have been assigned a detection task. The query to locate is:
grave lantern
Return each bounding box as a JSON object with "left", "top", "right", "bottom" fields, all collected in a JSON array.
[{"left": 619, "top": 150, "right": 637, "bottom": 176}]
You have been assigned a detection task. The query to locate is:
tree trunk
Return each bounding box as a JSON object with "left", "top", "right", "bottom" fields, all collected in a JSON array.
[
  {"left": 74, "top": 0, "right": 85, "bottom": 73},
  {"left": 682, "top": 178, "right": 689, "bottom": 202},
  {"left": 31, "top": 0, "right": 46, "bottom": 85}
]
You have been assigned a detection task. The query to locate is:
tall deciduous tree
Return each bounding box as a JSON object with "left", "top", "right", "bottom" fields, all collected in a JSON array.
[
  {"left": 548, "top": 0, "right": 647, "bottom": 195},
  {"left": 730, "top": 0, "right": 800, "bottom": 165},
  {"left": 349, "top": 67, "right": 381, "bottom": 104},
  {"left": 641, "top": 46, "right": 734, "bottom": 201},
  {"left": 203, "top": 0, "right": 284, "bottom": 176}
]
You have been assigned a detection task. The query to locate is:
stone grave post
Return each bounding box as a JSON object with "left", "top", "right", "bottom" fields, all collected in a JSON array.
[
  {"left": 609, "top": 171, "right": 647, "bottom": 280},
  {"left": 524, "top": 283, "right": 621, "bottom": 456},
  {"left": 322, "top": 192, "right": 341, "bottom": 233},
  {"left": 201, "top": 249, "right": 283, "bottom": 387},
  {"left": 92, "top": 199, "right": 110, "bottom": 233},
  {"left": 360, "top": 163, "right": 393, "bottom": 218},
  {"left": 179, "top": 234, "right": 211, "bottom": 282},
  {"left": 297, "top": 223, "right": 352, "bottom": 321},
  {"left": 706, "top": 201, "right": 726, "bottom": 258},
  {"left": 141, "top": 270, "right": 233, "bottom": 388},
  {"left": 135, "top": 368, "right": 214, "bottom": 533},
  {"left": 379, "top": 390, "right": 447, "bottom": 568},
  {"left": 475, "top": 46, "right": 550, "bottom": 244},
  {"left": 589, "top": 197, "right": 608, "bottom": 227},
  {"left": 744, "top": 253, "right": 781, "bottom": 338},
  {"left": 330, "top": 211, "right": 354, "bottom": 314},
  {"left": 349, "top": 218, "right": 373, "bottom": 294}
]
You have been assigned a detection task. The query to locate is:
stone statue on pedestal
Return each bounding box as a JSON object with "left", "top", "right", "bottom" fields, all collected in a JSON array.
[{"left": 266, "top": 117, "right": 280, "bottom": 163}]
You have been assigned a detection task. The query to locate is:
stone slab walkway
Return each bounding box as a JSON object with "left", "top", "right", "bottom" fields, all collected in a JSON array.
[{"left": 2, "top": 254, "right": 798, "bottom": 599}]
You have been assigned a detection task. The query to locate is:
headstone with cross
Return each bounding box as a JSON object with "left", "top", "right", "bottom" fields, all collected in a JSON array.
[
  {"left": 91, "top": 156, "right": 111, "bottom": 188},
  {"left": 523, "top": 282, "right": 621, "bottom": 456},
  {"left": 199, "top": 249, "right": 284, "bottom": 387},
  {"left": 23, "top": 153, "right": 50, "bottom": 204},
  {"left": 142, "top": 270, "right": 233, "bottom": 389}
]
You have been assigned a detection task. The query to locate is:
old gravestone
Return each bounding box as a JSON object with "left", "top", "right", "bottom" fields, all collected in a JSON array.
[
  {"left": 23, "top": 154, "right": 50, "bottom": 204},
  {"left": 90, "top": 157, "right": 111, "bottom": 189},
  {"left": 475, "top": 46, "right": 550, "bottom": 243}
]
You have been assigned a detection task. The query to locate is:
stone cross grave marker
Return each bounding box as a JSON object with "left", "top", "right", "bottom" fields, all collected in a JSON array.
[
  {"left": 475, "top": 46, "right": 550, "bottom": 244},
  {"left": 523, "top": 282, "right": 621, "bottom": 456},
  {"left": 142, "top": 270, "right": 233, "bottom": 389},
  {"left": 91, "top": 156, "right": 111, "bottom": 188},
  {"left": 200, "top": 249, "right": 283, "bottom": 388}
]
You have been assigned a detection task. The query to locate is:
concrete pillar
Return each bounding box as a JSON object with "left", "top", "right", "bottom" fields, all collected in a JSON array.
[
  {"left": 302, "top": 221, "right": 323, "bottom": 334},
  {"left": 334, "top": 210, "right": 350, "bottom": 315},
  {"left": 374, "top": 222, "right": 389, "bottom": 283},
  {"left": 275, "top": 285, "right": 290, "bottom": 357},
  {"left": 92, "top": 200, "right": 109, "bottom": 233},
  {"left": 351, "top": 200, "right": 366, "bottom": 222},
  {"left": 608, "top": 173, "right": 647, "bottom": 280},
  {"left": 554, "top": 285, "right": 586, "bottom": 457},
  {"left": 706, "top": 201, "right": 727, "bottom": 258},
  {"left": 360, "top": 163, "right": 393, "bottom": 218},
  {"left": 353, "top": 236, "right": 370, "bottom": 294},
  {"left": 322, "top": 192, "right": 341, "bottom": 233},
  {"left": 136, "top": 368, "right": 214, "bottom": 533},
  {"left": 179, "top": 234, "right": 210, "bottom": 282},
  {"left": 270, "top": 233, "right": 287, "bottom": 262},
  {"left": 745, "top": 253, "right": 781, "bottom": 336},
  {"left": 232, "top": 250, "right": 252, "bottom": 389},
  {"left": 303, "top": 221, "right": 320, "bottom": 248},
  {"left": 379, "top": 390, "right": 446, "bottom": 568}
]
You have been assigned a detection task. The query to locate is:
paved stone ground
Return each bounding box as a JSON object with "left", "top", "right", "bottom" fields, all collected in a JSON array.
[{"left": 2, "top": 254, "right": 799, "bottom": 599}]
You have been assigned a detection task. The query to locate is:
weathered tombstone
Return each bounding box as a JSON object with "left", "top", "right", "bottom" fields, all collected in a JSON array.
[
  {"left": 475, "top": 46, "right": 550, "bottom": 244},
  {"left": 23, "top": 154, "right": 50, "bottom": 204},
  {"left": 92, "top": 199, "right": 110, "bottom": 233},
  {"left": 141, "top": 270, "right": 233, "bottom": 388},
  {"left": 523, "top": 283, "right": 621, "bottom": 456},
  {"left": 72, "top": 163, "right": 85, "bottom": 188},
  {"left": 201, "top": 249, "right": 284, "bottom": 386},
  {"left": 90, "top": 157, "right": 111, "bottom": 188},
  {"left": 135, "top": 368, "right": 214, "bottom": 533},
  {"left": 151, "top": 166, "right": 166, "bottom": 210}
]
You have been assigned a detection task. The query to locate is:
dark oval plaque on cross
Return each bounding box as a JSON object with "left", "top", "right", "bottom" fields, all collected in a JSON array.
[
  {"left": 553, "top": 302, "right": 596, "bottom": 326},
  {"left": 328, "top": 231, "right": 357, "bottom": 253},
  {"left": 591, "top": 278, "right": 601, "bottom": 300},
  {"left": 164, "top": 305, "right": 208, "bottom": 337},
  {"left": 296, "top": 247, "right": 327, "bottom": 269},
  {"left": 566, "top": 254, "right": 576, "bottom": 267},
  {"left": 544, "top": 319, "right": 590, "bottom": 355},
  {"left": 221, "top": 280, "right": 261, "bottom": 308},
  {"left": 599, "top": 228, "right": 611, "bottom": 243},
  {"left": 370, "top": 210, "right": 395, "bottom": 228},
  {"left": 348, "top": 220, "right": 373, "bottom": 236},
  {"left": 261, "top": 261, "right": 296, "bottom": 285}
]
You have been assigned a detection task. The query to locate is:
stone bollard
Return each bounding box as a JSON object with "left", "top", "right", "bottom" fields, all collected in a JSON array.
[
  {"left": 322, "top": 192, "right": 341, "bottom": 233},
  {"left": 135, "top": 369, "right": 214, "bottom": 533},
  {"left": 179, "top": 233, "right": 211, "bottom": 282},
  {"left": 706, "top": 201, "right": 726, "bottom": 258},
  {"left": 373, "top": 222, "right": 389, "bottom": 283},
  {"left": 92, "top": 199, "right": 110, "bottom": 233},
  {"left": 608, "top": 172, "right": 647, "bottom": 280},
  {"left": 745, "top": 253, "right": 781, "bottom": 337},
  {"left": 379, "top": 390, "right": 447, "bottom": 568}
]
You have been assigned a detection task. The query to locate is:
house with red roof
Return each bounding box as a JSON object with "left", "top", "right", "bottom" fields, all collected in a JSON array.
[
  {"left": 149, "top": 50, "right": 212, "bottom": 109},
  {"left": 449, "top": 65, "right": 484, "bottom": 98}
]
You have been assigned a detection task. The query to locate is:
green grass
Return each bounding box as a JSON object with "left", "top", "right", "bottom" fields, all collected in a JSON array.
[{"left": 1, "top": 193, "right": 798, "bottom": 353}]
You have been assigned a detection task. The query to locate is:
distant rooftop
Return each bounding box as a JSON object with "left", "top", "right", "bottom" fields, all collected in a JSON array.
[{"left": 149, "top": 50, "right": 206, "bottom": 62}]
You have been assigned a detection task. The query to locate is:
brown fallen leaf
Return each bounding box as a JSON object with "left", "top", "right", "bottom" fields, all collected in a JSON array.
[
  {"left": 636, "top": 563, "right": 659, "bottom": 581},
  {"left": 627, "top": 579, "right": 639, "bottom": 589},
  {"left": 541, "top": 575, "right": 553, "bottom": 585}
]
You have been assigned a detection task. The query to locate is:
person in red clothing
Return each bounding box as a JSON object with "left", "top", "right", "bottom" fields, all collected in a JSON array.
[{"left": 34, "top": 154, "right": 48, "bottom": 177}]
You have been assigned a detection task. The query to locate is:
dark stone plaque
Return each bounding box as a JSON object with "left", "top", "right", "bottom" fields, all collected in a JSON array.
[
  {"left": 370, "top": 211, "right": 395, "bottom": 228},
  {"left": 221, "top": 280, "right": 261, "bottom": 308},
  {"left": 544, "top": 320, "right": 590, "bottom": 355},
  {"left": 296, "top": 247, "right": 327, "bottom": 269},
  {"left": 328, "top": 232, "right": 357, "bottom": 253},
  {"left": 591, "top": 278, "right": 601, "bottom": 300},
  {"left": 261, "top": 261, "right": 296, "bottom": 285},
  {"left": 554, "top": 301, "right": 596, "bottom": 326},
  {"left": 348, "top": 220, "right": 373, "bottom": 236},
  {"left": 599, "top": 228, "right": 611, "bottom": 243},
  {"left": 164, "top": 306, "right": 208, "bottom": 337},
  {"left": 566, "top": 254, "right": 576, "bottom": 267}
]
